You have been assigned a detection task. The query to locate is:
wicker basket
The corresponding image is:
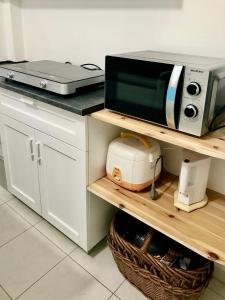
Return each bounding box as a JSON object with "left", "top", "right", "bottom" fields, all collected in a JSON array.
[{"left": 108, "top": 216, "right": 214, "bottom": 300}]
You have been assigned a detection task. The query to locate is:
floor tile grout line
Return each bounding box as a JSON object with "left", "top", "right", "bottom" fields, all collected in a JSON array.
[
  {"left": 211, "top": 276, "right": 225, "bottom": 286},
  {"left": 207, "top": 286, "right": 225, "bottom": 299},
  {"left": 69, "top": 254, "right": 116, "bottom": 295},
  {"left": 0, "top": 283, "right": 13, "bottom": 300},
  {"left": 4, "top": 197, "right": 78, "bottom": 255},
  {"left": 0, "top": 190, "right": 118, "bottom": 298},
  {"left": 0, "top": 195, "right": 14, "bottom": 204},
  {"left": 33, "top": 225, "right": 78, "bottom": 256},
  {"left": 5, "top": 201, "right": 41, "bottom": 227},
  {"left": 15, "top": 253, "right": 115, "bottom": 300},
  {"left": 5, "top": 198, "right": 78, "bottom": 256},
  {"left": 0, "top": 224, "right": 118, "bottom": 299},
  {"left": 112, "top": 293, "right": 122, "bottom": 300},
  {"left": 15, "top": 255, "right": 68, "bottom": 300},
  {"left": 32, "top": 218, "right": 43, "bottom": 226},
  {"left": 0, "top": 228, "right": 120, "bottom": 299},
  {"left": 0, "top": 203, "right": 44, "bottom": 251},
  {"left": 0, "top": 226, "right": 31, "bottom": 250},
  {"left": 0, "top": 217, "right": 62, "bottom": 254},
  {"left": 112, "top": 279, "right": 125, "bottom": 295},
  {"left": 68, "top": 246, "right": 78, "bottom": 256},
  {"left": 108, "top": 294, "right": 121, "bottom": 300},
  {"left": 0, "top": 244, "right": 117, "bottom": 300},
  {"left": 0, "top": 194, "right": 14, "bottom": 203},
  {"left": 0, "top": 216, "right": 73, "bottom": 300}
]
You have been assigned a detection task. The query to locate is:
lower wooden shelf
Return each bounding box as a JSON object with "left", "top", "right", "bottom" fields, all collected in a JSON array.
[{"left": 88, "top": 173, "right": 225, "bottom": 266}]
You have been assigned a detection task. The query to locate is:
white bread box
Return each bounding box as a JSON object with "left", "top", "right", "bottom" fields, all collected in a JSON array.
[{"left": 106, "top": 132, "right": 161, "bottom": 191}]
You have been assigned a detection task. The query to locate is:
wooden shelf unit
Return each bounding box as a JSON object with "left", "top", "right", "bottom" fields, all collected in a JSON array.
[
  {"left": 89, "top": 109, "right": 225, "bottom": 266},
  {"left": 91, "top": 109, "right": 225, "bottom": 160},
  {"left": 88, "top": 174, "right": 225, "bottom": 266}
]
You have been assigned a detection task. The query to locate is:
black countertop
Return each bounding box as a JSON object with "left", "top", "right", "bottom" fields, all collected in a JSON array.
[{"left": 0, "top": 78, "right": 105, "bottom": 116}]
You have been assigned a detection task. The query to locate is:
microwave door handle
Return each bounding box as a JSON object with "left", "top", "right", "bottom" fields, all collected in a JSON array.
[
  {"left": 216, "top": 70, "right": 225, "bottom": 80},
  {"left": 208, "top": 71, "right": 225, "bottom": 126},
  {"left": 208, "top": 77, "right": 219, "bottom": 125},
  {"left": 166, "top": 65, "right": 184, "bottom": 129}
]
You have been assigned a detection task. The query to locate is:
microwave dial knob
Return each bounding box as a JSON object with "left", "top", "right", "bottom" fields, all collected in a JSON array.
[
  {"left": 40, "top": 80, "right": 47, "bottom": 89},
  {"left": 186, "top": 82, "right": 201, "bottom": 96},
  {"left": 184, "top": 105, "right": 198, "bottom": 118}
]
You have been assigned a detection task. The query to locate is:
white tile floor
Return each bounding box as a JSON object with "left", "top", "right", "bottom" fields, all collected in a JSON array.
[
  {"left": 0, "top": 186, "right": 220, "bottom": 300},
  {"left": 0, "top": 187, "right": 148, "bottom": 300}
]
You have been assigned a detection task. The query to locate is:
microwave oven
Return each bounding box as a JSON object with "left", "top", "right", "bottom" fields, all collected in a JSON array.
[{"left": 105, "top": 51, "right": 225, "bottom": 136}]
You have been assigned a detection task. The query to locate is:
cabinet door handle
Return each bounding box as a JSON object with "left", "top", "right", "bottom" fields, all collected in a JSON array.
[
  {"left": 27, "top": 138, "right": 34, "bottom": 161},
  {"left": 36, "top": 142, "right": 41, "bottom": 164}
]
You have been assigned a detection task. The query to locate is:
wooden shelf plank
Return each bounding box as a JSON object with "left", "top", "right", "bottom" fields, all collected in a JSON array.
[
  {"left": 88, "top": 173, "right": 225, "bottom": 266},
  {"left": 91, "top": 109, "right": 225, "bottom": 160}
]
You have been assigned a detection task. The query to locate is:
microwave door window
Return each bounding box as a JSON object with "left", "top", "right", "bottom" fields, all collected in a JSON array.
[{"left": 105, "top": 58, "right": 174, "bottom": 126}]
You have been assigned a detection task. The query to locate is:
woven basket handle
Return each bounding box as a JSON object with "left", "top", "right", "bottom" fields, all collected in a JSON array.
[{"left": 139, "top": 228, "right": 155, "bottom": 254}]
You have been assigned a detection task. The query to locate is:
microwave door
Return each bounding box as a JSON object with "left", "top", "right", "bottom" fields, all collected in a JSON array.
[{"left": 165, "top": 65, "right": 184, "bottom": 129}]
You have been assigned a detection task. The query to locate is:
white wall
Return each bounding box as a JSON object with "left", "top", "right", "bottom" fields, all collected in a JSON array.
[
  {"left": 0, "top": 0, "right": 24, "bottom": 61},
  {"left": 20, "top": 0, "right": 225, "bottom": 195},
  {"left": 0, "top": 1, "right": 8, "bottom": 60},
  {"left": 20, "top": 0, "right": 225, "bottom": 67}
]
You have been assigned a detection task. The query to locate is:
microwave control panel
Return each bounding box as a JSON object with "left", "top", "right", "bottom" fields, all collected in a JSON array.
[{"left": 178, "top": 67, "right": 210, "bottom": 136}]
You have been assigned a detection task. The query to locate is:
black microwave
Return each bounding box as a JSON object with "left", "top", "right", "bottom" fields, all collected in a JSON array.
[{"left": 105, "top": 50, "right": 225, "bottom": 136}]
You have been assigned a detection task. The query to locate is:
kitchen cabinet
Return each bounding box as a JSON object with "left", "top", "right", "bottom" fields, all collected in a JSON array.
[
  {"left": 1, "top": 114, "right": 85, "bottom": 243},
  {"left": 37, "top": 131, "right": 87, "bottom": 245},
  {"left": 0, "top": 88, "right": 120, "bottom": 251},
  {"left": 1, "top": 115, "right": 41, "bottom": 213}
]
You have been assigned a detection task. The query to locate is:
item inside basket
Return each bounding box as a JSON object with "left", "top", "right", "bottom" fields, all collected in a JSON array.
[{"left": 114, "top": 210, "right": 209, "bottom": 270}]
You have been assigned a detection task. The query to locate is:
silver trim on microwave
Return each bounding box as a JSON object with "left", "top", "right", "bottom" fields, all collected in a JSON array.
[{"left": 165, "top": 65, "right": 184, "bottom": 129}]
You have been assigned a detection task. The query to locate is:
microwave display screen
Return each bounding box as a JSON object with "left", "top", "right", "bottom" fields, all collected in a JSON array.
[{"left": 105, "top": 56, "right": 175, "bottom": 125}]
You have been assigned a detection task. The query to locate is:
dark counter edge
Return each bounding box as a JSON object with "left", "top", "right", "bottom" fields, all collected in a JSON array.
[{"left": 0, "top": 78, "right": 105, "bottom": 116}]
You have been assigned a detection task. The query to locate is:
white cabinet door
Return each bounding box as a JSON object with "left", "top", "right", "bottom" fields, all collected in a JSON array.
[
  {"left": 1, "top": 115, "right": 41, "bottom": 214},
  {"left": 36, "top": 130, "right": 87, "bottom": 247}
]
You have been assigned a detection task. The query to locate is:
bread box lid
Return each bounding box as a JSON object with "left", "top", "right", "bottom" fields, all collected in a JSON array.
[{"left": 108, "top": 132, "right": 160, "bottom": 162}]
